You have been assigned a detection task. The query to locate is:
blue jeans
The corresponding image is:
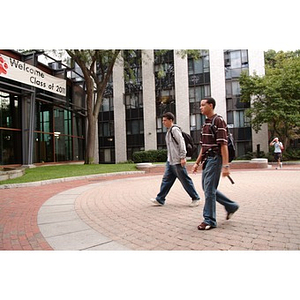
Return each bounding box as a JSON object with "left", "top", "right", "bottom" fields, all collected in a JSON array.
[
  {"left": 202, "top": 155, "right": 239, "bottom": 227},
  {"left": 156, "top": 161, "right": 200, "bottom": 204}
]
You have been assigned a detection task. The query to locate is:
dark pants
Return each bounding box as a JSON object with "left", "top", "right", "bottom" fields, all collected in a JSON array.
[{"left": 156, "top": 161, "right": 200, "bottom": 205}]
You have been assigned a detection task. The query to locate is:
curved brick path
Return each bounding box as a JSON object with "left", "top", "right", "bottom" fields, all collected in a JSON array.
[
  {"left": 1, "top": 167, "right": 300, "bottom": 250},
  {"left": 0, "top": 173, "right": 145, "bottom": 250},
  {"left": 73, "top": 169, "right": 300, "bottom": 250}
]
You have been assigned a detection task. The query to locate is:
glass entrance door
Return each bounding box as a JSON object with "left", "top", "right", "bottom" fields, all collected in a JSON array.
[{"left": 0, "top": 91, "right": 21, "bottom": 165}]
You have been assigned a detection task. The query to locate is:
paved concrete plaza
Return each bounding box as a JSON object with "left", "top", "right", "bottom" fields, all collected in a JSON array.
[{"left": 1, "top": 166, "right": 300, "bottom": 251}]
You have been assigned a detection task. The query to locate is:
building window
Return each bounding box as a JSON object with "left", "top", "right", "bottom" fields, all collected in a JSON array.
[
  {"left": 234, "top": 111, "right": 244, "bottom": 127},
  {"left": 189, "top": 85, "right": 210, "bottom": 103},
  {"left": 188, "top": 53, "right": 209, "bottom": 75},
  {"left": 126, "top": 119, "right": 144, "bottom": 135},
  {"left": 225, "top": 50, "right": 249, "bottom": 79},
  {"left": 35, "top": 102, "right": 53, "bottom": 163},
  {"left": 99, "top": 121, "right": 114, "bottom": 137},
  {"left": 233, "top": 110, "right": 250, "bottom": 127},
  {"left": 154, "top": 50, "right": 175, "bottom": 117},
  {"left": 123, "top": 50, "right": 144, "bottom": 159},
  {"left": 0, "top": 91, "right": 22, "bottom": 165},
  {"left": 124, "top": 50, "right": 142, "bottom": 83},
  {"left": 190, "top": 114, "right": 205, "bottom": 131},
  {"left": 157, "top": 117, "right": 162, "bottom": 133},
  {"left": 101, "top": 96, "right": 114, "bottom": 112},
  {"left": 0, "top": 92, "right": 21, "bottom": 129},
  {"left": 226, "top": 80, "right": 241, "bottom": 97},
  {"left": 125, "top": 92, "right": 143, "bottom": 109},
  {"left": 188, "top": 52, "right": 211, "bottom": 141},
  {"left": 188, "top": 51, "right": 210, "bottom": 86},
  {"left": 0, "top": 129, "right": 22, "bottom": 165}
]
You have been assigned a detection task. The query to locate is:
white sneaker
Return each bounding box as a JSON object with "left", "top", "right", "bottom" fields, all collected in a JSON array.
[
  {"left": 190, "top": 199, "right": 200, "bottom": 207},
  {"left": 150, "top": 198, "right": 164, "bottom": 206}
]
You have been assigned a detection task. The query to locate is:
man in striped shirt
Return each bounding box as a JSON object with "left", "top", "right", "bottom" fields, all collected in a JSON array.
[{"left": 192, "top": 97, "right": 239, "bottom": 230}]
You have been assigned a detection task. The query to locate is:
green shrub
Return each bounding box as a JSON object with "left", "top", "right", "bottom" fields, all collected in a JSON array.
[
  {"left": 282, "top": 148, "right": 300, "bottom": 160},
  {"left": 234, "top": 148, "right": 300, "bottom": 162},
  {"left": 237, "top": 151, "right": 268, "bottom": 160},
  {"left": 132, "top": 149, "right": 167, "bottom": 163}
]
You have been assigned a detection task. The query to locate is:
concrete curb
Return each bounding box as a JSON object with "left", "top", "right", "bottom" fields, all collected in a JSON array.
[{"left": 0, "top": 171, "right": 145, "bottom": 189}]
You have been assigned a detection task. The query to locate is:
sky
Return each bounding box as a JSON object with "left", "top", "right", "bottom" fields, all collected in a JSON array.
[{"left": 3, "top": 1, "right": 298, "bottom": 51}]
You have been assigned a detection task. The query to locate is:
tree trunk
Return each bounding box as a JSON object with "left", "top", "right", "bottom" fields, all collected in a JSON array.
[
  {"left": 85, "top": 78, "right": 97, "bottom": 164},
  {"left": 86, "top": 114, "right": 97, "bottom": 164}
]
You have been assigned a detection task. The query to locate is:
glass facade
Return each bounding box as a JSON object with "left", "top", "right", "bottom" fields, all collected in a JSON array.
[
  {"left": 33, "top": 102, "right": 84, "bottom": 163},
  {"left": 33, "top": 84, "right": 85, "bottom": 164},
  {"left": 0, "top": 50, "right": 85, "bottom": 166},
  {"left": 124, "top": 50, "right": 144, "bottom": 161},
  {"left": 154, "top": 50, "right": 175, "bottom": 149},
  {"left": 224, "top": 49, "right": 252, "bottom": 156},
  {"left": 188, "top": 50, "right": 210, "bottom": 156},
  {"left": 0, "top": 91, "right": 22, "bottom": 164},
  {"left": 99, "top": 79, "right": 115, "bottom": 163}
]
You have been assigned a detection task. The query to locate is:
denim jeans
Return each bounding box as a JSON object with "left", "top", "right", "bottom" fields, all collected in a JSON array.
[
  {"left": 156, "top": 161, "right": 200, "bottom": 204},
  {"left": 202, "top": 155, "right": 239, "bottom": 227}
]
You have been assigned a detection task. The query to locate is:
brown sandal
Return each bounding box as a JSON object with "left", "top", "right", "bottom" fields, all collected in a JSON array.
[{"left": 197, "top": 222, "right": 212, "bottom": 230}]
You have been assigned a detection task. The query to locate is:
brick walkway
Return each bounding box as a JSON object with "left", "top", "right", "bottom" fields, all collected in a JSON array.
[
  {"left": 0, "top": 173, "right": 144, "bottom": 250},
  {"left": 1, "top": 166, "right": 300, "bottom": 250}
]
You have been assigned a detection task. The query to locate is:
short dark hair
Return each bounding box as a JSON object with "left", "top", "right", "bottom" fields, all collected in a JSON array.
[
  {"left": 202, "top": 97, "right": 216, "bottom": 109},
  {"left": 162, "top": 112, "right": 175, "bottom": 121}
]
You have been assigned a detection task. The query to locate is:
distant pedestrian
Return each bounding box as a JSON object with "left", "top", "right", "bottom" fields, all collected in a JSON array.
[
  {"left": 192, "top": 97, "right": 239, "bottom": 230},
  {"left": 270, "top": 137, "right": 284, "bottom": 169},
  {"left": 151, "top": 112, "right": 200, "bottom": 207}
]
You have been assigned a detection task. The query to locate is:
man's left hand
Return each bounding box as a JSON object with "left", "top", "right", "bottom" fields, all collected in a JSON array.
[
  {"left": 181, "top": 158, "right": 186, "bottom": 167},
  {"left": 222, "top": 166, "right": 230, "bottom": 177}
]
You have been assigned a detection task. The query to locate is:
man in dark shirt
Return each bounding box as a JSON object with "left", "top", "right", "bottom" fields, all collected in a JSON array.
[{"left": 192, "top": 97, "right": 239, "bottom": 230}]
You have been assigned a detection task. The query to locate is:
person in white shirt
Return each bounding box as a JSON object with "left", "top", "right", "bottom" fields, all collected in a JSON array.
[{"left": 270, "top": 137, "right": 284, "bottom": 169}]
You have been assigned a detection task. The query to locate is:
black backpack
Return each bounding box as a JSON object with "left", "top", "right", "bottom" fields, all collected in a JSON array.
[
  {"left": 210, "top": 115, "right": 236, "bottom": 162},
  {"left": 170, "top": 126, "right": 197, "bottom": 157}
]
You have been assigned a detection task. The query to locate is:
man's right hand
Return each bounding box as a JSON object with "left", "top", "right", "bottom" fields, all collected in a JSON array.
[{"left": 192, "top": 163, "right": 199, "bottom": 174}]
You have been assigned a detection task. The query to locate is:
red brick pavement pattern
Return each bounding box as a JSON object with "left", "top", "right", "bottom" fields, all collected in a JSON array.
[
  {"left": 75, "top": 168, "right": 300, "bottom": 250},
  {"left": 0, "top": 174, "right": 145, "bottom": 250},
  {"left": 1, "top": 166, "right": 300, "bottom": 251}
]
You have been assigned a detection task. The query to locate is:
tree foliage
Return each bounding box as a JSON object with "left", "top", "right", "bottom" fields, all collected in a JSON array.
[{"left": 240, "top": 50, "right": 300, "bottom": 147}]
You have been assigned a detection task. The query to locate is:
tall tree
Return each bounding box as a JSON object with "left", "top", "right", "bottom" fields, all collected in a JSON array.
[
  {"left": 66, "top": 50, "right": 120, "bottom": 164},
  {"left": 240, "top": 50, "right": 300, "bottom": 148}
]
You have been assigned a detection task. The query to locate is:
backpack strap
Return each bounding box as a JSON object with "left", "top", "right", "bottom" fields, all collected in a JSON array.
[
  {"left": 210, "top": 115, "right": 219, "bottom": 138},
  {"left": 210, "top": 115, "right": 230, "bottom": 143},
  {"left": 170, "top": 125, "right": 181, "bottom": 145}
]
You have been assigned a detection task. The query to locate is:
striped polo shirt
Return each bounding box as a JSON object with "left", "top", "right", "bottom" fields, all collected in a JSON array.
[{"left": 200, "top": 114, "right": 228, "bottom": 160}]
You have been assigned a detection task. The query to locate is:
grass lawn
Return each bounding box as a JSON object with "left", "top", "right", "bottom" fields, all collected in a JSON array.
[{"left": 0, "top": 163, "right": 138, "bottom": 185}]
